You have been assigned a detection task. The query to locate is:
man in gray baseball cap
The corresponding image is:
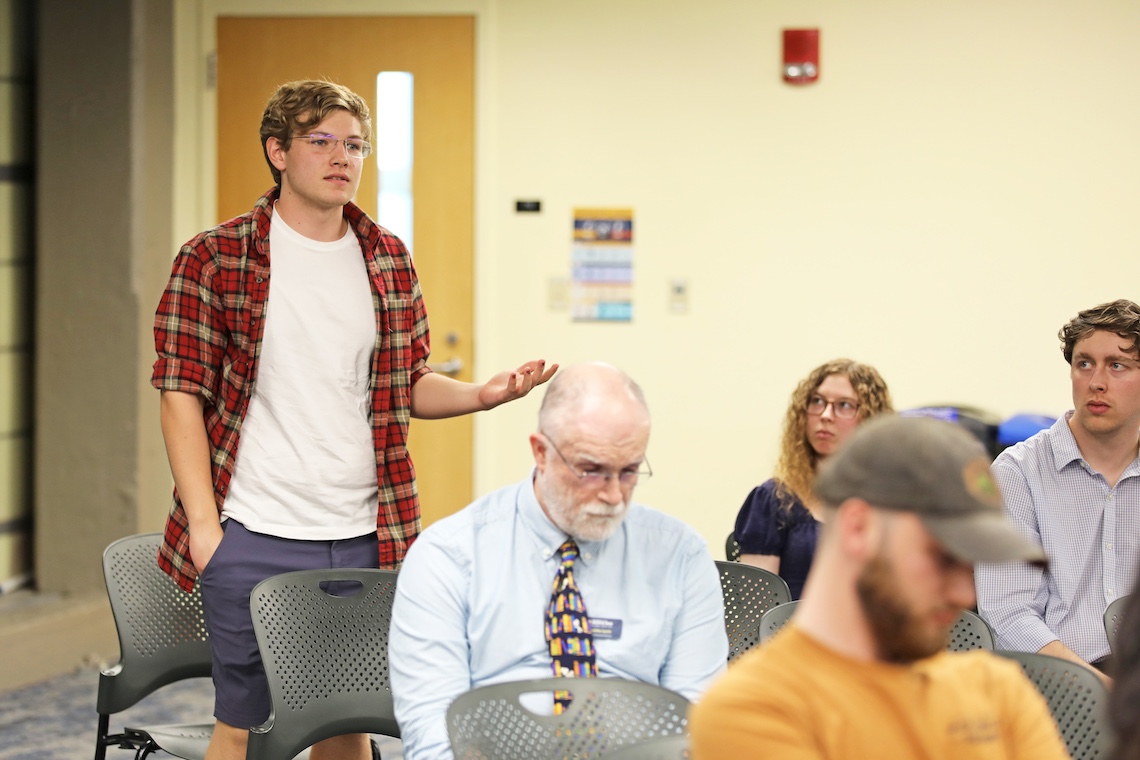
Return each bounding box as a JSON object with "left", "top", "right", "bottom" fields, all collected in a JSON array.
[
  {"left": 691, "top": 416, "right": 1066, "bottom": 760},
  {"left": 814, "top": 414, "right": 1048, "bottom": 569}
]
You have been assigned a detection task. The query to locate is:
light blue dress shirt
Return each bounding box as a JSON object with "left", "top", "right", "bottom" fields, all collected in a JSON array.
[
  {"left": 389, "top": 473, "right": 728, "bottom": 760},
  {"left": 976, "top": 412, "right": 1140, "bottom": 662}
]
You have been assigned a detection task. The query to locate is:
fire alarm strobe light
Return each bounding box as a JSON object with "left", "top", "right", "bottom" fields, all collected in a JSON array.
[{"left": 783, "top": 28, "right": 820, "bottom": 84}]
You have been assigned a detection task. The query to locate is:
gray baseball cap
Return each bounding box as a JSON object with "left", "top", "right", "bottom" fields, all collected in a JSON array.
[{"left": 814, "top": 415, "right": 1047, "bottom": 566}]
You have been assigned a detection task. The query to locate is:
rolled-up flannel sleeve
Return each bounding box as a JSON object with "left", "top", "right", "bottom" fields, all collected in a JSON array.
[{"left": 151, "top": 244, "right": 226, "bottom": 401}]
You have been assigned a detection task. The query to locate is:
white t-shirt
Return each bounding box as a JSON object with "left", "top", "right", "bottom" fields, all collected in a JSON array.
[{"left": 223, "top": 207, "right": 379, "bottom": 539}]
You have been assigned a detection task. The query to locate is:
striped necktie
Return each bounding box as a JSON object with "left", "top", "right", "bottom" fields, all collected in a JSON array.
[{"left": 545, "top": 539, "right": 598, "bottom": 713}]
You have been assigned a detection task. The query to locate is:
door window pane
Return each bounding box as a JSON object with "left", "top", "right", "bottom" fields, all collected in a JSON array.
[{"left": 376, "top": 71, "right": 414, "bottom": 254}]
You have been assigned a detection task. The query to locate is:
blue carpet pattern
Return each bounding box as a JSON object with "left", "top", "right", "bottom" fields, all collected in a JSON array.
[{"left": 0, "top": 667, "right": 404, "bottom": 759}]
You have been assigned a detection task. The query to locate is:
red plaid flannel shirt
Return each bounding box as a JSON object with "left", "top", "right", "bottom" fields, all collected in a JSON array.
[{"left": 151, "top": 187, "right": 431, "bottom": 591}]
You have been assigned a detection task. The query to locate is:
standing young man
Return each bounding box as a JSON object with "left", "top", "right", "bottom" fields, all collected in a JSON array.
[
  {"left": 977, "top": 299, "right": 1140, "bottom": 679},
  {"left": 153, "top": 80, "right": 555, "bottom": 760}
]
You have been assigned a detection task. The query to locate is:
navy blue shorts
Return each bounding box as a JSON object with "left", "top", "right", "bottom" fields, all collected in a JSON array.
[{"left": 199, "top": 519, "right": 379, "bottom": 728}]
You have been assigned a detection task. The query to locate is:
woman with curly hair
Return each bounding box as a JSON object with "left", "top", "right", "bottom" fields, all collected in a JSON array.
[{"left": 733, "top": 359, "right": 893, "bottom": 599}]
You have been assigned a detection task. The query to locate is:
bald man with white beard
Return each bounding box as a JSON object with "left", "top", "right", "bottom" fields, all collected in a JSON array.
[{"left": 389, "top": 362, "right": 727, "bottom": 760}]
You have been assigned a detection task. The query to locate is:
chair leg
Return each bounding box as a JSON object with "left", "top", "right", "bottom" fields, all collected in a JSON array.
[
  {"left": 95, "top": 713, "right": 110, "bottom": 760},
  {"left": 93, "top": 715, "right": 117, "bottom": 760},
  {"left": 96, "top": 715, "right": 156, "bottom": 760},
  {"left": 133, "top": 738, "right": 159, "bottom": 760}
]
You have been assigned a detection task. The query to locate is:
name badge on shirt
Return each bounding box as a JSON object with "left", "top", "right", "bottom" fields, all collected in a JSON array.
[{"left": 589, "top": 617, "right": 623, "bottom": 640}]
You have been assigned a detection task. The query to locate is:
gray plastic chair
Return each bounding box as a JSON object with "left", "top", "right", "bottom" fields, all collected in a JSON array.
[
  {"left": 246, "top": 568, "right": 400, "bottom": 760},
  {"left": 95, "top": 533, "right": 213, "bottom": 760},
  {"left": 758, "top": 599, "right": 798, "bottom": 643},
  {"left": 715, "top": 560, "right": 791, "bottom": 661},
  {"left": 446, "top": 677, "right": 689, "bottom": 760},
  {"left": 761, "top": 603, "right": 996, "bottom": 652},
  {"left": 948, "top": 609, "right": 995, "bottom": 651},
  {"left": 724, "top": 532, "right": 741, "bottom": 562},
  {"left": 597, "top": 734, "right": 690, "bottom": 759},
  {"left": 1105, "top": 595, "right": 1130, "bottom": 656},
  {"left": 994, "top": 650, "right": 1114, "bottom": 759}
]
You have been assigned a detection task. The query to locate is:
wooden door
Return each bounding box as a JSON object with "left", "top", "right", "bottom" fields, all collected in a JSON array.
[{"left": 216, "top": 15, "right": 475, "bottom": 527}]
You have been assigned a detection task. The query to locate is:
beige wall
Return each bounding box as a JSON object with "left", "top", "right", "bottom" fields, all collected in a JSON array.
[
  {"left": 5, "top": 0, "right": 1135, "bottom": 691},
  {"left": 174, "top": 0, "right": 1140, "bottom": 556}
]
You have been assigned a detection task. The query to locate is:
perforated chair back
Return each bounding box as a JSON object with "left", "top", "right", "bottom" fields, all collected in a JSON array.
[
  {"left": 724, "top": 532, "right": 741, "bottom": 562},
  {"left": 246, "top": 568, "right": 400, "bottom": 760},
  {"left": 994, "top": 650, "right": 1114, "bottom": 759},
  {"left": 1105, "top": 595, "right": 1130, "bottom": 656},
  {"left": 716, "top": 561, "right": 791, "bottom": 661},
  {"left": 597, "top": 734, "right": 690, "bottom": 759},
  {"left": 447, "top": 677, "right": 689, "bottom": 760},
  {"left": 95, "top": 532, "right": 213, "bottom": 760},
  {"left": 760, "top": 605, "right": 996, "bottom": 652},
  {"left": 948, "top": 610, "right": 995, "bottom": 651},
  {"left": 759, "top": 599, "right": 798, "bottom": 643}
]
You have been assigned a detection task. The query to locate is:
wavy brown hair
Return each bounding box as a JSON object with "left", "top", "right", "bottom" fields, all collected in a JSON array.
[
  {"left": 260, "top": 79, "right": 373, "bottom": 186},
  {"left": 773, "top": 359, "right": 893, "bottom": 510},
  {"left": 1059, "top": 299, "right": 1140, "bottom": 364}
]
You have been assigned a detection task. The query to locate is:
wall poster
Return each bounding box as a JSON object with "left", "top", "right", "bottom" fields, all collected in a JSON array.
[{"left": 571, "top": 208, "right": 633, "bottom": 322}]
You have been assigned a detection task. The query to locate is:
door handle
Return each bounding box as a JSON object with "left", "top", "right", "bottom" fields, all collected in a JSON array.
[{"left": 429, "top": 357, "right": 464, "bottom": 376}]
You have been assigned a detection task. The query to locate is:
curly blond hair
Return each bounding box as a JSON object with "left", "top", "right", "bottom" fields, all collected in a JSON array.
[
  {"left": 773, "top": 359, "right": 893, "bottom": 510},
  {"left": 260, "top": 79, "right": 373, "bottom": 186}
]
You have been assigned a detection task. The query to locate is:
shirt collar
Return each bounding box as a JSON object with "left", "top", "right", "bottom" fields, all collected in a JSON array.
[
  {"left": 1050, "top": 411, "right": 1085, "bottom": 471},
  {"left": 342, "top": 197, "right": 381, "bottom": 248},
  {"left": 518, "top": 469, "right": 607, "bottom": 566},
  {"left": 251, "top": 187, "right": 278, "bottom": 258},
  {"left": 255, "top": 186, "right": 380, "bottom": 255},
  {"left": 1050, "top": 409, "right": 1140, "bottom": 478}
]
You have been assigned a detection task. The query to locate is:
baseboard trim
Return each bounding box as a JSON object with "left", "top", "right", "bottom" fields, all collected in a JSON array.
[{"left": 0, "top": 591, "right": 118, "bottom": 691}]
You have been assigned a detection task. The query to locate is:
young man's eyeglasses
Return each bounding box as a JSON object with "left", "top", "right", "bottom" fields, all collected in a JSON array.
[
  {"left": 806, "top": 396, "right": 860, "bottom": 420},
  {"left": 540, "top": 432, "right": 652, "bottom": 487},
  {"left": 293, "top": 133, "right": 372, "bottom": 159}
]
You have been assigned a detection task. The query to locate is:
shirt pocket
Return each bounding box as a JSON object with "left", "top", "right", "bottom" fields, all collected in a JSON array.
[
  {"left": 592, "top": 603, "right": 676, "bottom": 684},
  {"left": 384, "top": 294, "right": 413, "bottom": 332},
  {"left": 384, "top": 296, "right": 414, "bottom": 411}
]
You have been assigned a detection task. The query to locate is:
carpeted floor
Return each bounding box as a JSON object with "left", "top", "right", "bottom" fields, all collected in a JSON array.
[{"left": 0, "top": 667, "right": 404, "bottom": 759}]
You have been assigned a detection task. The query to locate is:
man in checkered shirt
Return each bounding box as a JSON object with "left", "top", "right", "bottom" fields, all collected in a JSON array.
[
  {"left": 977, "top": 299, "right": 1140, "bottom": 683},
  {"left": 152, "top": 79, "right": 555, "bottom": 760}
]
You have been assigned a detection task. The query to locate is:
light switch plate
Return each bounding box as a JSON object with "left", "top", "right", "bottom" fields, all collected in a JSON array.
[{"left": 669, "top": 279, "right": 689, "bottom": 314}]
